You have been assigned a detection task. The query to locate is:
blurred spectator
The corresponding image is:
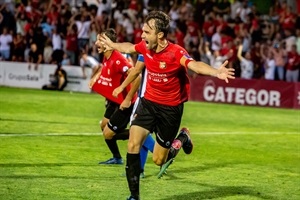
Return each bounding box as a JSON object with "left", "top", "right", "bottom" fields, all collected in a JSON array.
[
  {"left": 65, "top": 24, "right": 78, "bottom": 65},
  {"left": 285, "top": 44, "right": 300, "bottom": 82},
  {"left": 237, "top": 44, "right": 253, "bottom": 79},
  {"left": 121, "top": 12, "right": 134, "bottom": 43},
  {"left": 61, "top": 52, "right": 71, "bottom": 65},
  {"left": 204, "top": 41, "right": 232, "bottom": 69},
  {"left": 0, "top": 27, "right": 12, "bottom": 60},
  {"left": 284, "top": 28, "right": 296, "bottom": 52},
  {"left": 260, "top": 43, "right": 276, "bottom": 80},
  {"left": 44, "top": 39, "right": 54, "bottom": 64},
  {"left": 42, "top": 63, "right": 68, "bottom": 91},
  {"left": 296, "top": 29, "right": 300, "bottom": 54},
  {"left": 11, "top": 33, "right": 26, "bottom": 62},
  {"left": 213, "top": 0, "right": 231, "bottom": 19},
  {"left": 230, "top": 0, "right": 242, "bottom": 20},
  {"left": 40, "top": 16, "right": 54, "bottom": 38},
  {"left": 27, "top": 43, "right": 43, "bottom": 71},
  {"left": 211, "top": 25, "right": 222, "bottom": 51},
  {"left": 70, "top": 12, "right": 94, "bottom": 53},
  {"left": 52, "top": 27, "right": 62, "bottom": 50},
  {"left": 271, "top": 43, "right": 287, "bottom": 81},
  {"left": 80, "top": 50, "right": 101, "bottom": 79}
]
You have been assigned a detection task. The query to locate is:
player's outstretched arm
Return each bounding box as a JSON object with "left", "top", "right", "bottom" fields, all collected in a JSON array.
[
  {"left": 100, "top": 34, "right": 136, "bottom": 54},
  {"left": 113, "top": 60, "right": 145, "bottom": 98},
  {"left": 183, "top": 58, "right": 235, "bottom": 83}
]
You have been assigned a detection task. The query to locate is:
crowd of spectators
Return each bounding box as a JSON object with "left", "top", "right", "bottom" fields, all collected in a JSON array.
[{"left": 0, "top": 0, "right": 299, "bottom": 82}]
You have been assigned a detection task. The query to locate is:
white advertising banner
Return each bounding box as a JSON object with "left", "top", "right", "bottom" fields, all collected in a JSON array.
[
  {"left": 0, "top": 62, "right": 92, "bottom": 93},
  {"left": 0, "top": 62, "right": 5, "bottom": 85}
]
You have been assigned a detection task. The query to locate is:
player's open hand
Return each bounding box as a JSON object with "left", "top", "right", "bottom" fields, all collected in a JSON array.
[
  {"left": 100, "top": 34, "right": 114, "bottom": 50},
  {"left": 112, "top": 86, "right": 124, "bottom": 98},
  {"left": 216, "top": 60, "right": 235, "bottom": 83}
]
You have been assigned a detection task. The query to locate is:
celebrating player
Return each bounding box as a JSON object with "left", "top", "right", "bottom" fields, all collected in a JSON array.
[{"left": 100, "top": 11, "right": 235, "bottom": 200}]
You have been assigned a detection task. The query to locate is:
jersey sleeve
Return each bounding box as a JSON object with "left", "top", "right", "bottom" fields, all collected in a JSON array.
[
  {"left": 174, "top": 46, "right": 194, "bottom": 68},
  {"left": 115, "top": 54, "right": 131, "bottom": 74},
  {"left": 134, "top": 41, "right": 147, "bottom": 55}
]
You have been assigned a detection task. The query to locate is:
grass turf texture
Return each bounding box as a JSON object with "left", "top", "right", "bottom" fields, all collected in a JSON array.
[{"left": 0, "top": 86, "right": 299, "bottom": 200}]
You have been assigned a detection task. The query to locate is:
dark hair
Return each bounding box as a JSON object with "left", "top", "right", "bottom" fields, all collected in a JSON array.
[
  {"left": 101, "top": 28, "right": 117, "bottom": 42},
  {"left": 145, "top": 11, "right": 170, "bottom": 38}
]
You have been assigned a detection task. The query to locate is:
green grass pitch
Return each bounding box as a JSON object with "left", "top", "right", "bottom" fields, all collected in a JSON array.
[{"left": 0, "top": 86, "right": 299, "bottom": 200}]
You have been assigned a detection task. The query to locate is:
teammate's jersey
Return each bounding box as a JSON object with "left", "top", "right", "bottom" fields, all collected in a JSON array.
[
  {"left": 92, "top": 50, "right": 137, "bottom": 104},
  {"left": 135, "top": 41, "right": 191, "bottom": 106}
]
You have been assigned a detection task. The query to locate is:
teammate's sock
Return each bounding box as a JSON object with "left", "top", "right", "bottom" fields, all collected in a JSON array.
[
  {"left": 105, "top": 139, "right": 121, "bottom": 158},
  {"left": 143, "top": 134, "right": 155, "bottom": 153},
  {"left": 126, "top": 153, "right": 141, "bottom": 199},
  {"left": 113, "top": 129, "right": 130, "bottom": 140},
  {"left": 140, "top": 146, "right": 148, "bottom": 171}
]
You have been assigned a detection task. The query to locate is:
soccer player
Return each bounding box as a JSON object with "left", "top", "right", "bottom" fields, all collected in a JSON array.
[
  {"left": 134, "top": 54, "right": 191, "bottom": 179},
  {"left": 90, "top": 28, "right": 140, "bottom": 165},
  {"left": 100, "top": 11, "right": 235, "bottom": 200}
]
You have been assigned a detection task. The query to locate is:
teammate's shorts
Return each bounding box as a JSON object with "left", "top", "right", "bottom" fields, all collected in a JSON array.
[
  {"left": 131, "top": 97, "right": 184, "bottom": 148},
  {"left": 105, "top": 99, "right": 134, "bottom": 133}
]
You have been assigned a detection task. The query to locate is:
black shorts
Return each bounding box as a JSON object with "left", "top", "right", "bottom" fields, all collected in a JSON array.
[
  {"left": 131, "top": 98, "right": 184, "bottom": 148},
  {"left": 104, "top": 99, "right": 133, "bottom": 133}
]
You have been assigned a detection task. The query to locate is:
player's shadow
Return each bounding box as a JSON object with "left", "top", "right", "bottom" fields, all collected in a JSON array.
[
  {"left": 160, "top": 185, "right": 275, "bottom": 200},
  {"left": 159, "top": 162, "right": 237, "bottom": 180}
]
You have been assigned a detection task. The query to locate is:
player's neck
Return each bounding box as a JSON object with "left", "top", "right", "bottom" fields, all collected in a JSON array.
[
  {"left": 104, "top": 50, "right": 113, "bottom": 59},
  {"left": 156, "top": 39, "right": 168, "bottom": 53}
]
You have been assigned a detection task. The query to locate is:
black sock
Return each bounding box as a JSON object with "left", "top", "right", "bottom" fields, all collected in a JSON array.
[
  {"left": 176, "top": 132, "right": 188, "bottom": 144},
  {"left": 126, "top": 153, "right": 141, "bottom": 199},
  {"left": 105, "top": 139, "right": 121, "bottom": 158},
  {"left": 113, "top": 129, "right": 130, "bottom": 140}
]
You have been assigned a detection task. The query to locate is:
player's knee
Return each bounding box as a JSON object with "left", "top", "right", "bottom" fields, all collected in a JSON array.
[
  {"left": 103, "top": 130, "right": 114, "bottom": 139},
  {"left": 153, "top": 157, "right": 164, "bottom": 166},
  {"left": 127, "top": 141, "right": 141, "bottom": 153},
  {"left": 152, "top": 156, "right": 164, "bottom": 166}
]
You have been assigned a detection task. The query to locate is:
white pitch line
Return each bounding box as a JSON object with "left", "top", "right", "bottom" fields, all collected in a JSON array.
[{"left": 0, "top": 132, "right": 298, "bottom": 137}]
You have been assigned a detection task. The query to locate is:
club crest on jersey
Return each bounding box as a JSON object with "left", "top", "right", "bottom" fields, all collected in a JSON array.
[
  {"left": 159, "top": 62, "right": 166, "bottom": 69},
  {"left": 116, "top": 60, "right": 120, "bottom": 65}
]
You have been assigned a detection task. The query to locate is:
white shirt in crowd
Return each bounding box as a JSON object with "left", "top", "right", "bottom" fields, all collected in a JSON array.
[
  {"left": 80, "top": 56, "right": 99, "bottom": 69},
  {"left": 52, "top": 33, "right": 62, "bottom": 50},
  {"left": 0, "top": 34, "right": 13, "bottom": 51},
  {"left": 264, "top": 58, "right": 276, "bottom": 80},
  {"left": 76, "top": 21, "right": 91, "bottom": 39},
  {"left": 240, "top": 57, "right": 254, "bottom": 79}
]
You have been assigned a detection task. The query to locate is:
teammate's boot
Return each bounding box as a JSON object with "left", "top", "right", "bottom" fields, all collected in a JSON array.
[
  {"left": 179, "top": 127, "right": 193, "bottom": 154},
  {"left": 157, "top": 158, "right": 174, "bottom": 179},
  {"left": 140, "top": 172, "right": 145, "bottom": 179},
  {"left": 127, "top": 196, "right": 140, "bottom": 200},
  {"left": 98, "top": 157, "right": 123, "bottom": 165}
]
